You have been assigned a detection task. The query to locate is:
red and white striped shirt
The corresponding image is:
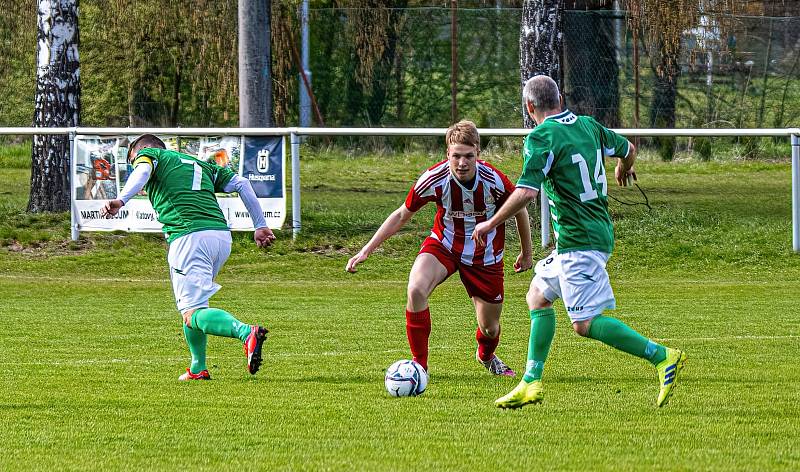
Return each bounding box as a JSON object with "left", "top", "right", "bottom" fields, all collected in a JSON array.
[{"left": 405, "top": 160, "right": 516, "bottom": 266}]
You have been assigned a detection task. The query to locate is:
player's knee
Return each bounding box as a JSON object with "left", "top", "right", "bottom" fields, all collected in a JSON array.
[
  {"left": 572, "top": 319, "right": 592, "bottom": 337},
  {"left": 527, "top": 286, "right": 552, "bottom": 310},
  {"left": 479, "top": 324, "right": 500, "bottom": 339},
  {"left": 407, "top": 283, "right": 430, "bottom": 306}
]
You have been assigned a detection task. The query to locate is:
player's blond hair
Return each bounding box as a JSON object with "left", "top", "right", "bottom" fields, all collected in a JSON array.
[{"left": 445, "top": 120, "right": 480, "bottom": 150}]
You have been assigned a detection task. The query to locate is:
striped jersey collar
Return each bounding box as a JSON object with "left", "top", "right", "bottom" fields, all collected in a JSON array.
[
  {"left": 451, "top": 170, "right": 479, "bottom": 191},
  {"left": 543, "top": 109, "right": 577, "bottom": 124}
]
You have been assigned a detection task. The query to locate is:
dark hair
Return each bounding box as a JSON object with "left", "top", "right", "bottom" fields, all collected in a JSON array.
[{"left": 127, "top": 134, "right": 166, "bottom": 162}]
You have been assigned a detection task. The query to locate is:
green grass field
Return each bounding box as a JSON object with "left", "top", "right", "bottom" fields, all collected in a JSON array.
[{"left": 1, "top": 145, "right": 799, "bottom": 470}]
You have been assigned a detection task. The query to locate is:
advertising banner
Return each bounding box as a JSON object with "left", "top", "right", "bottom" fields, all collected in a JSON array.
[{"left": 73, "top": 135, "right": 286, "bottom": 234}]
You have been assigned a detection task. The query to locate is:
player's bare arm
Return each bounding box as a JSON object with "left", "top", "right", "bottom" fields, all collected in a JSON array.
[
  {"left": 472, "top": 187, "right": 538, "bottom": 247},
  {"left": 615, "top": 140, "right": 638, "bottom": 186},
  {"left": 346, "top": 205, "right": 415, "bottom": 272},
  {"left": 513, "top": 207, "right": 533, "bottom": 273}
]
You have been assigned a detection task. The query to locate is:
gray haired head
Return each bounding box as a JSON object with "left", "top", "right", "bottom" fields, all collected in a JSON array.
[{"left": 523, "top": 75, "right": 561, "bottom": 111}]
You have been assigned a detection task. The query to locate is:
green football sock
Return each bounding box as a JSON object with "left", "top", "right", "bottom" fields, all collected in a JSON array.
[
  {"left": 587, "top": 315, "right": 667, "bottom": 366},
  {"left": 522, "top": 308, "right": 556, "bottom": 383},
  {"left": 183, "top": 324, "right": 208, "bottom": 374},
  {"left": 191, "top": 307, "right": 251, "bottom": 342}
]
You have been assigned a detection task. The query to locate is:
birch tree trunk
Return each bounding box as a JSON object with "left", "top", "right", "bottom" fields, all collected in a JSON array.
[
  {"left": 28, "top": 0, "right": 80, "bottom": 213},
  {"left": 520, "top": 0, "right": 563, "bottom": 128}
]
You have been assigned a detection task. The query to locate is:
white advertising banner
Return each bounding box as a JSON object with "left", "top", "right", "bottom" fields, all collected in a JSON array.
[{"left": 72, "top": 134, "right": 286, "bottom": 233}]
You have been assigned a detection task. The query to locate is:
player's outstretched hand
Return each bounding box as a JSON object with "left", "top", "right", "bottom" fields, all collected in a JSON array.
[
  {"left": 514, "top": 251, "right": 533, "bottom": 273},
  {"left": 100, "top": 199, "right": 123, "bottom": 218},
  {"left": 472, "top": 221, "right": 493, "bottom": 247},
  {"left": 254, "top": 227, "right": 276, "bottom": 248},
  {"left": 346, "top": 251, "right": 369, "bottom": 273},
  {"left": 615, "top": 163, "right": 637, "bottom": 187}
]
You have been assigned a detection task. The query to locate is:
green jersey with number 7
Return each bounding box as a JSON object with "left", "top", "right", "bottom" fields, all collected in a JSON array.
[
  {"left": 516, "top": 109, "right": 631, "bottom": 254},
  {"left": 133, "top": 148, "right": 235, "bottom": 242}
]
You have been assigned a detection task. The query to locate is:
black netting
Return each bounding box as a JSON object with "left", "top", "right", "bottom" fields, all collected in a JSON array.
[{"left": 1, "top": 5, "right": 798, "bottom": 133}]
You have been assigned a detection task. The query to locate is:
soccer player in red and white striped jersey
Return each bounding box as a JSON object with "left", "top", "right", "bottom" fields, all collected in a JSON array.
[{"left": 346, "top": 120, "right": 533, "bottom": 376}]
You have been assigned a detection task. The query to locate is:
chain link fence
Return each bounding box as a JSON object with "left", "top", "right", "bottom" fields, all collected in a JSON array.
[{"left": 1, "top": 4, "right": 798, "bottom": 155}]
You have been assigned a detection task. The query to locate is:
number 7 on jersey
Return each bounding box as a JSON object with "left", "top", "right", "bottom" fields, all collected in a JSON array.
[{"left": 180, "top": 158, "right": 203, "bottom": 191}]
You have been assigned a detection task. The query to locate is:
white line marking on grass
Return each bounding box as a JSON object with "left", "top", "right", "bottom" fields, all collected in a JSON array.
[
  {"left": 0, "top": 357, "right": 186, "bottom": 366},
  {"left": 658, "top": 335, "right": 800, "bottom": 342},
  {"left": 554, "top": 334, "right": 800, "bottom": 346},
  {"left": 0, "top": 348, "right": 422, "bottom": 367},
  {"left": 7, "top": 336, "right": 800, "bottom": 368},
  {"left": 0, "top": 274, "right": 169, "bottom": 283},
  {"left": 0, "top": 274, "right": 409, "bottom": 286}
]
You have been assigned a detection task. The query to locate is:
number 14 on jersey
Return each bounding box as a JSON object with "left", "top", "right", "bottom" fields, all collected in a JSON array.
[{"left": 571, "top": 150, "right": 607, "bottom": 202}]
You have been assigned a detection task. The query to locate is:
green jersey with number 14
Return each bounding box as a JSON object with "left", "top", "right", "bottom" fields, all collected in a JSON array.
[
  {"left": 516, "top": 110, "right": 630, "bottom": 254},
  {"left": 133, "top": 148, "right": 236, "bottom": 243}
]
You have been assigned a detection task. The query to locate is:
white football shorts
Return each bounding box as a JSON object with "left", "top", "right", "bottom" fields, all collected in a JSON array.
[
  {"left": 532, "top": 249, "right": 616, "bottom": 322},
  {"left": 167, "top": 229, "right": 232, "bottom": 313}
]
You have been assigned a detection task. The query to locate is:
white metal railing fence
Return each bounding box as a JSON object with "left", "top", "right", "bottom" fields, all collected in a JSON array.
[{"left": 2, "top": 127, "right": 799, "bottom": 251}]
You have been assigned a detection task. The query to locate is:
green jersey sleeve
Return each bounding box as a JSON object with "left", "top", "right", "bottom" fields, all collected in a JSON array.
[
  {"left": 517, "top": 132, "right": 554, "bottom": 191},
  {"left": 211, "top": 164, "right": 236, "bottom": 193},
  {"left": 591, "top": 118, "right": 630, "bottom": 158}
]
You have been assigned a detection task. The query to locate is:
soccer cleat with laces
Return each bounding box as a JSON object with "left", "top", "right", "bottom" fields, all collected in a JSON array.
[
  {"left": 656, "top": 348, "right": 687, "bottom": 407},
  {"left": 495, "top": 379, "right": 544, "bottom": 409},
  {"left": 476, "top": 349, "right": 516, "bottom": 376},
  {"left": 178, "top": 368, "right": 211, "bottom": 381},
  {"left": 244, "top": 325, "right": 269, "bottom": 375}
]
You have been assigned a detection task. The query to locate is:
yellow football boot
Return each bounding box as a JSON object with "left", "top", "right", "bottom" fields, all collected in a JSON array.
[
  {"left": 656, "top": 348, "right": 687, "bottom": 407},
  {"left": 495, "top": 379, "right": 544, "bottom": 409}
]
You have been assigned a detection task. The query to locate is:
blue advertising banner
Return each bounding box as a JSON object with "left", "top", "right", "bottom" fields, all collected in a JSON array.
[{"left": 243, "top": 136, "right": 284, "bottom": 198}]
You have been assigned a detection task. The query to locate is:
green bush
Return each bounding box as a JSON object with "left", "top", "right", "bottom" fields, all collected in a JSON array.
[{"left": 694, "top": 137, "right": 712, "bottom": 161}]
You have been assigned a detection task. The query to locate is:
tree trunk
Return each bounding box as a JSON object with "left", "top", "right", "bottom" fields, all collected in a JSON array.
[
  {"left": 238, "top": 0, "right": 273, "bottom": 127},
  {"left": 127, "top": 83, "right": 135, "bottom": 126},
  {"left": 367, "top": 2, "right": 407, "bottom": 125},
  {"left": 520, "top": 0, "right": 564, "bottom": 128},
  {"left": 564, "top": 9, "right": 619, "bottom": 127},
  {"left": 450, "top": 0, "right": 458, "bottom": 124},
  {"left": 395, "top": 41, "right": 405, "bottom": 125},
  {"left": 28, "top": 0, "right": 81, "bottom": 213},
  {"left": 649, "top": 42, "right": 679, "bottom": 161},
  {"left": 170, "top": 60, "right": 182, "bottom": 127}
]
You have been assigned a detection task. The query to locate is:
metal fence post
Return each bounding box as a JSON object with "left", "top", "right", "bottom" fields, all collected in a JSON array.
[
  {"left": 291, "top": 131, "right": 301, "bottom": 239},
  {"left": 69, "top": 130, "right": 79, "bottom": 241},
  {"left": 792, "top": 133, "right": 799, "bottom": 252}
]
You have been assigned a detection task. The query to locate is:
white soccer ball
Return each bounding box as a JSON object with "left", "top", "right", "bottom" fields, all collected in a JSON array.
[{"left": 384, "top": 359, "right": 428, "bottom": 397}]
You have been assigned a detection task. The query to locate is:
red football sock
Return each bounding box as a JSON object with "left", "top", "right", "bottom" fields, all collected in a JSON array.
[
  {"left": 405, "top": 308, "right": 431, "bottom": 371},
  {"left": 476, "top": 327, "right": 500, "bottom": 362}
]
